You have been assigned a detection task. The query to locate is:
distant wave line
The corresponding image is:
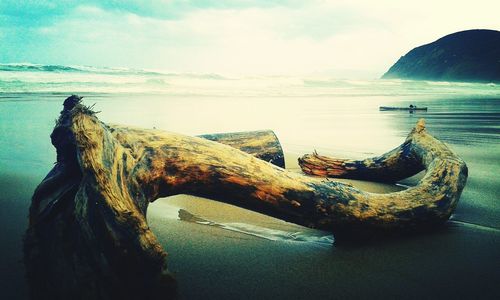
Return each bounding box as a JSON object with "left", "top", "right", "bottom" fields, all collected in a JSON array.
[{"left": 0, "top": 63, "right": 227, "bottom": 79}]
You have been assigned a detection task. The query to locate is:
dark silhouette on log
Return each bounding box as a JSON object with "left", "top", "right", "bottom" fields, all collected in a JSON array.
[{"left": 24, "top": 95, "right": 468, "bottom": 299}]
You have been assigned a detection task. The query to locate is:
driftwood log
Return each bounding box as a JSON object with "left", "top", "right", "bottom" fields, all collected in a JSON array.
[
  {"left": 199, "top": 130, "right": 285, "bottom": 168},
  {"left": 24, "top": 96, "right": 467, "bottom": 299}
]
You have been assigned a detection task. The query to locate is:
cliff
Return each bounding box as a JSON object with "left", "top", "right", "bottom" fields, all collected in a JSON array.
[{"left": 382, "top": 29, "right": 500, "bottom": 82}]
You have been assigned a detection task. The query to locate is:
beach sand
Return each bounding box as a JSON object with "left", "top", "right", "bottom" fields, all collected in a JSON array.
[{"left": 1, "top": 93, "right": 499, "bottom": 299}]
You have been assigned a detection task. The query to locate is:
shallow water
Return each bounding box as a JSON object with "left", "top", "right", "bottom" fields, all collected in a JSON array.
[
  {"left": 154, "top": 202, "right": 335, "bottom": 245},
  {"left": 1, "top": 74, "right": 499, "bottom": 298}
]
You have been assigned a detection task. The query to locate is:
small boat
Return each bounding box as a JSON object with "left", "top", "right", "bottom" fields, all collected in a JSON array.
[{"left": 379, "top": 106, "right": 428, "bottom": 111}]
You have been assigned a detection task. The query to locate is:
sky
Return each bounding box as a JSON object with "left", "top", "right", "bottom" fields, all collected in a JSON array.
[{"left": 1, "top": 0, "right": 499, "bottom": 78}]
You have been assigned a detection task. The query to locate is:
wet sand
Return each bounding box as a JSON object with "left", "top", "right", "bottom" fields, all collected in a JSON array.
[
  {"left": 148, "top": 209, "right": 499, "bottom": 299},
  {"left": 0, "top": 172, "right": 37, "bottom": 299},
  {"left": 1, "top": 93, "right": 499, "bottom": 299}
]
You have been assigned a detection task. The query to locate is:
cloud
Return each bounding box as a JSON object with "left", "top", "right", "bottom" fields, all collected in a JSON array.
[
  {"left": 0, "top": 0, "right": 305, "bottom": 25},
  {"left": 1, "top": 0, "right": 499, "bottom": 77}
]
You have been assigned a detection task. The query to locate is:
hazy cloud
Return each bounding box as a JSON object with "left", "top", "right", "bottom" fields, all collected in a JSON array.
[{"left": 1, "top": 0, "right": 499, "bottom": 77}]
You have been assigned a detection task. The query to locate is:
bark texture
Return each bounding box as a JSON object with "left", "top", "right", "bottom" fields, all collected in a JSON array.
[
  {"left": 199, "top": 130, "right": 285, "bottom": 168},
  {"left": 24, "top": 96, "right": 468, "bottom": 300}
]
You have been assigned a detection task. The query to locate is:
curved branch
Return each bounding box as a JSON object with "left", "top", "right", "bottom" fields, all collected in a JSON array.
[
  {"left": 298, "top": 140, "right": 424, "bottom": 182},
  {"left": 297, "top": 118, "right": 468, "bottom": 228}
]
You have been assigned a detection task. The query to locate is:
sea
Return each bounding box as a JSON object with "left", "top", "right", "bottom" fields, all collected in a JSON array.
[{"left": 1, "top": 63, "right": 499, "bottom": 299}]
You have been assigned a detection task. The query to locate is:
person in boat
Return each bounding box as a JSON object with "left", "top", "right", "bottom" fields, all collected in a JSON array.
[{"left": 409, "top": 104, "right": 416, "bottom": 109}]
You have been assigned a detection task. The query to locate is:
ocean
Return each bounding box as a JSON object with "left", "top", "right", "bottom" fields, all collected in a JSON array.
[{"left": 1, "top": 63, "right": 499, "bottom": 299}]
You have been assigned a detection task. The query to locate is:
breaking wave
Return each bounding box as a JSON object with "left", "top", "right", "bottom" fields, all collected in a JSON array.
[
  {"left": 1, "top": 62, "right": 499, "bottom": 96},
  {"left": 0, "top": 63, "right": 162, "bottom": 75}
]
